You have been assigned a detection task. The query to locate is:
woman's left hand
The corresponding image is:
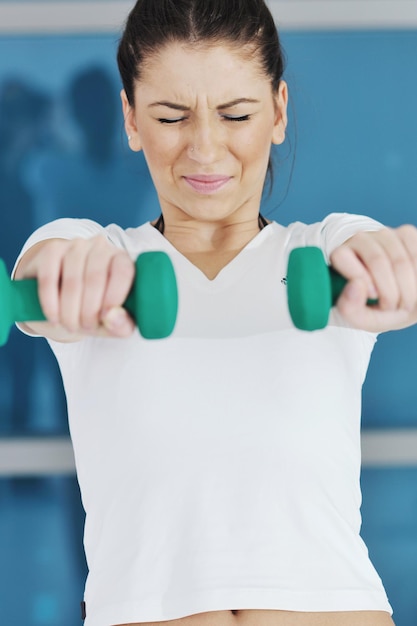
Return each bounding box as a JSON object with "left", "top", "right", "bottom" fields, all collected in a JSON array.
[{"left": 330, "top": 225, "right": 417, "bottom": 333}]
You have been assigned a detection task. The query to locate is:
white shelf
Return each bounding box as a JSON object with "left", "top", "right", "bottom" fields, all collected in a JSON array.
[
  {"left": 0, "top": 1, "right": 416, "bottom": 34},
  {"left": 1, "top": 430, "right": 417, "bottom": 476}
]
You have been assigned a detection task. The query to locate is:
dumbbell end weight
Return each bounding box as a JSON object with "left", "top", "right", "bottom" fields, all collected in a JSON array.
[
  {"left": 0, "top": 260, "right": 13, "bottom": 346},
  {"left": 287, "top": 247, "right": 333, "bottom": 331},
  {"left": 123, "top": 251, "right": 178, "bottom": 340},
  {"left": 287, "top": 247, "right": 378, "bottom": 331},
  {"left": 0, "top": 259, "right": 46, "bottom": 346}
]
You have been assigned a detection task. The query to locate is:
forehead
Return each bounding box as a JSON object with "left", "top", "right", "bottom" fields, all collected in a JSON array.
[{"left": 136, "top": 41, "right": 269, "bottom": 98}]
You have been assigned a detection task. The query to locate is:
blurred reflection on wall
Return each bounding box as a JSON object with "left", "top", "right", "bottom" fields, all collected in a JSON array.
[
  {"left": 0, "top": 65, "right": 159, "bottom": 436},
  {"left": 0, "top": 78, "right": 54, "bottom": 434},
  {"left": 26, "top": 65, "right": 159, "bottom": 228},
  {"left": 0, "top": 57, "right": 160, "bottom": 626}
]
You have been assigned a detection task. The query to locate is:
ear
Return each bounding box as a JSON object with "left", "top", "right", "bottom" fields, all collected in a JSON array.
[
  {"left": 121, "top": 89, "right": 142, "bottom": 152},
  {"left": 271, "top": 80, "right": 288, "bottom": 146}
]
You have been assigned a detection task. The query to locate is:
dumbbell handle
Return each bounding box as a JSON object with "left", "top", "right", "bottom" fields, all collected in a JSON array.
[
  {"left": 6, "top": 276, "right": 150, "bottom": 324},
  {"left": 4, "top": 275, "right": 46, "bottom": 324}
]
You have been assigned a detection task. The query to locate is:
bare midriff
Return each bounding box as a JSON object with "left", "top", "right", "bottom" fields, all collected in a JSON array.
[{"left": 115, "top": 608, "right": 395, "bottom": 626}]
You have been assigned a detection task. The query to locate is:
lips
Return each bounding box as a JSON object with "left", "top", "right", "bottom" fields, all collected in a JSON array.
[{"left": 183, "top": 175, "right": 232, "bottom": 194}]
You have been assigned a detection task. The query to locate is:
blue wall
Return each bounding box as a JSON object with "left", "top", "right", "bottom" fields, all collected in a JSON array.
[{"left": 0, "top": 29, "right": 416, "bottom": 625}]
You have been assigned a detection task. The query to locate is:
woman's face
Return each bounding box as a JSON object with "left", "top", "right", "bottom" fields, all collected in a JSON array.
[{"left": 122, "top": 41, "right": 287, "bottom": 225}]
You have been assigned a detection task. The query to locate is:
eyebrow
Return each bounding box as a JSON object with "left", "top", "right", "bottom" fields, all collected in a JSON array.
[{"left": 148, "top": 98, "right": 260, "bottom": 111}]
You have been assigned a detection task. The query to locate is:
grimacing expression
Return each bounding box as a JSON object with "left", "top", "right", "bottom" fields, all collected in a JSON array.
[{"left": 122, "top": 42, "right": 288, "bottom": 224}]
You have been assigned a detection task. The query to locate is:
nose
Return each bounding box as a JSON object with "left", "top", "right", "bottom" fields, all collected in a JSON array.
[{"left": 187, "top": 118, "right": 225, "bottom": 164}]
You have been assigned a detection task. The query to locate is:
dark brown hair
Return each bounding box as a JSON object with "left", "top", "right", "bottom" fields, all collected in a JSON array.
[{"left": 117, "top": 0, "right": 285, "bottom": 106}]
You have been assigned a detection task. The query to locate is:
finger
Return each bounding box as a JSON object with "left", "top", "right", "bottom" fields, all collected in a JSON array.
[
  {"left": 31, "top": 240, "right": 69, "bottom": 325},
  {"left": 398, "top": 224, "right": 417, "bottom": 273},
  {"left": 80, "top": 237, "right": 115, "bottom": 331},
  {"left": 337, "top": 276, "right": 374, "bottom": 325},
  {"left": 330, "top": 242, "right": 378, "bottom": 300},
  {"left": 59, "top": 240, "right": 92, "bottom": 332},
  {"left": 392, "top": 225, "right": 417, "bottom": 311},
  {"left": 100, "top": 252, "right": 136, "bottom": 336}
]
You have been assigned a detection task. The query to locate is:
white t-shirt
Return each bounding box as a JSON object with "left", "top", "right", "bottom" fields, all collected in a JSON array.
[{"left": 16, "top": 213, "right": 392, "bottom": 625}]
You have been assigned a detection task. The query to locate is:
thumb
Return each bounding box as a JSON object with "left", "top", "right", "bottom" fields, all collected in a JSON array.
[
  {"left": 336, "top": 277, "right": 375, "bottom": 328},
  {"left": 101, "top": 306, "right": 135, "bottom": 337}
]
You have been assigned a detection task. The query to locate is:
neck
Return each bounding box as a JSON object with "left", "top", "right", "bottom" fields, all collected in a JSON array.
[{"left": 153, "top": 214, "right": 268, "bottom": 254}]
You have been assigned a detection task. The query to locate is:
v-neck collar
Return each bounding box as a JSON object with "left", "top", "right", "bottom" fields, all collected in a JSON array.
[{"left": 142, "top": 221, "right": 275, "bottom": 288}]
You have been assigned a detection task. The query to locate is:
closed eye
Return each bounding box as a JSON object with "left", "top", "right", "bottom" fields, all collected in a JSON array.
[
  {"left": 158, "top": 117, "right": 187, "bottom": 124},
  {"left": 158, "top": 114, "right": 251, "bottom": 124},
  {"left": 222, "top": 114, "right": 251, "bottom": 122}
]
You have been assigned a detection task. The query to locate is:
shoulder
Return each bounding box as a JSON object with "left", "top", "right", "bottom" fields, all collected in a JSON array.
[
  {"left": 282, "top": 213, "right": 383, "bottom": 261},
  {"left": 14, "top": 219, "right": 159, "bottom": 268}
]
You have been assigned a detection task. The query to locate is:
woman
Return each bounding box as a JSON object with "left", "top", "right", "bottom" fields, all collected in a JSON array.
[{"left": 14, "top": 1, "right": 417, "bottom": 625}]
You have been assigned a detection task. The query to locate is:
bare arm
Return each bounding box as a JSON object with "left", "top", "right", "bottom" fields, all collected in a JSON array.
[{"left": 14, "top": 236, "right": 136, "bottom": 342}]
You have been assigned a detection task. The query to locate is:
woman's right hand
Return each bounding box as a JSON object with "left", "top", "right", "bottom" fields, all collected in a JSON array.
[{"left": 14, "top": 236, "right": 136, "bottom": 342}]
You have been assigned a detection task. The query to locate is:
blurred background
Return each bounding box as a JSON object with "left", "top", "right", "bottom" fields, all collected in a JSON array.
[{"left": 0, "top": 1, "right": 416, "bottom": 624}]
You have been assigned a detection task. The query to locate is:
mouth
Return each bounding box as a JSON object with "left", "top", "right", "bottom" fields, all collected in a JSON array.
[{"left": 183, "top": 175, "right": 232, "bottom": 194}]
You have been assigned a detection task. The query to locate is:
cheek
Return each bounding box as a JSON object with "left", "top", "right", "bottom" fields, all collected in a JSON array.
[
  {"left": 141, "top": 139, "right": 171, "bottom": 175},
  {"left": 140, "top": 128, "right": 182, "bottom": 170},
  {"left": 242, "top": 130, "right": 273, "bottom": 168},
  {"left": 242, "top": 115, "right": 275, "bottom": 152}
]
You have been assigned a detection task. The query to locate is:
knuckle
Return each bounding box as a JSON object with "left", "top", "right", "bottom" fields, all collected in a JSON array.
[
  {"left": 89, "top": 234, "right": 114, "bottom": 255},
  {"left": 397, "top": 223, "right": 417, "bottom": 238},
  {"left": 92, "top": 234, "right": 111, "bottom": 247},
  {"left": 350, "top": 230, "right": 374, "bottom": 245},
  {"left": 113, "top": 250, "right": 133, "bottom": 266},
  {"left": 68, "top": 238, "right": 89, "bottom": 256},
  {"left": 36, "top": 239, "right": 67, "bottom": 268},
  {"left": 399, "top": 225, "right": 417, "bottom": 259},
  {"left": 45, "top": 238, "right": 68, "bottom": 255},
  {"left": 366, "top": 249, "right": 388, "bottom": 272}
]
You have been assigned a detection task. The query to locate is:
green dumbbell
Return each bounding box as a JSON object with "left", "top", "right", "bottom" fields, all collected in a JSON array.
[
  {"left": 0, "top": 251, "right": 178, "bottom": 346},
  {"left": 287, "top": 246, "right": 378, "bottom": 331}
]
